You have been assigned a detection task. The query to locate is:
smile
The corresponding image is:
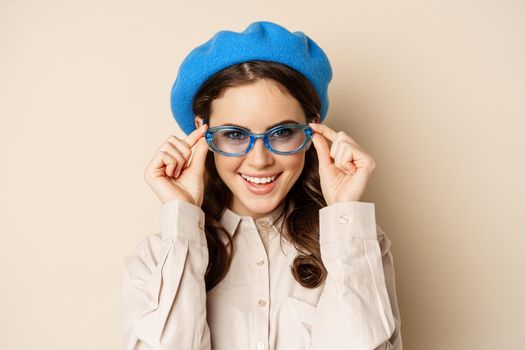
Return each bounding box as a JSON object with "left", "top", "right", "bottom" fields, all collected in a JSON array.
[
  {"left": 240, "top": 173, "right": 278, "bottom": 184},
  {"left": 238, "top": 172, "right": 283, "bottom": 195}
]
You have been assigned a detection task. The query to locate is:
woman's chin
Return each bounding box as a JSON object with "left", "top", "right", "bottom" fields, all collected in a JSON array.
[{"left": 233, "top": 195, "right": 283, "bottom": 217}]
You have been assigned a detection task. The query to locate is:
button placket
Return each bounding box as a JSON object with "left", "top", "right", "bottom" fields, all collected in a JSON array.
[{"left": 234, "top": 215, "right": 271, "bottom": 349}]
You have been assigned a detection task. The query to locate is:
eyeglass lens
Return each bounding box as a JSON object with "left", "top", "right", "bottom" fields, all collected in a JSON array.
[{"left": 212, "top": 126, "right": 307, "bottom": 154}]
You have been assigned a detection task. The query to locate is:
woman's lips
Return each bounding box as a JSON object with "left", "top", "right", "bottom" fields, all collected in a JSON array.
[{"left": 239, "top": 172, "right": 282, "bottom": 195}]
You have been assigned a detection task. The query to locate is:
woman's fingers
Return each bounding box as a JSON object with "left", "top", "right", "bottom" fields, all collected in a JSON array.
[
  {"left": 310, "top": 123, "right": 365, "bottom": 175},
  {"left": 167, "top": 136, "right": 192, "bottom": 159},
  {"left": 158, "top": 143, "right": 177, "bottom": 177},
  {"left": 311, "top": 132, "right": 332, "bottom": 170},
  {"left": 329, "top": 135, "right": 340, "bottom": 160},
  {"left": 145, "top": 148, "right": 177, "bottom": 179},
  {"left": 184, "top": 123, "right": 208, "bottom": 148},
  {"left": 159, "top": 151, "right": 177, "bottom": 177},
  {"left": 334, "top": 140, "right": 357, "bottom": 175},
  {"left": 161, "top": 145, "right": 184, "bottom": 178},
  {"left": 309, "top": 122, "right": 361, "bottom": 147},
  {"left": 188, "top": 137, "right": 209, "bottom": 177},
  {"left": 166, "top": 137, "right": 192, "bottom": 177},
  {"left": 334, "top": 143, "right": 346, "bottom": 171},
  {"left": 309, "top": 122, "right": 338, "bottom": 143},
  {"left": 157, "top": 124, "right": 208, "bottom": 178},
  {"left": 156, "top": 139, "right": 189, "bottom": 178}
]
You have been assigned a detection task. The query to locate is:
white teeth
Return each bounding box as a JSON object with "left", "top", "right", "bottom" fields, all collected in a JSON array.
[{"left": 241, "top": 174, "right": 277, "bottom": 184}]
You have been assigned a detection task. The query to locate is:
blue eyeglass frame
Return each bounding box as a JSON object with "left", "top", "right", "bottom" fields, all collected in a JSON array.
[{"left": 202, "top": 118, "right": 313, "bottom": 156}]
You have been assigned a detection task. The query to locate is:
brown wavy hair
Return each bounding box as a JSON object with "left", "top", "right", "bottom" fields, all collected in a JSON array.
[{"left": 192, "top": 60, "right": 328, "bottom": 292}]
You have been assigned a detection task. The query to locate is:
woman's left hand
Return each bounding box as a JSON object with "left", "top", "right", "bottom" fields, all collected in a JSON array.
[{"left": 308, "top": 122, "right": 376, "bottom": 205}]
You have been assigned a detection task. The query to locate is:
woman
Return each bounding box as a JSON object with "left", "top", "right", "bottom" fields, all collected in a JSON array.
[{"left": 123, "top": 21, "right": 402, "bottom": 350}]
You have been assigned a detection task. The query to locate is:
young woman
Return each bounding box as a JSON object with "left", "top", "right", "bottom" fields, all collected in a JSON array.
[{"left": 123, "top": 21, "right": 402, "bottom": 350}]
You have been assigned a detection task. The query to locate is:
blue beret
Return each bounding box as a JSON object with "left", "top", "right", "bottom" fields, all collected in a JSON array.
[{"left": 170, "top": 20, "right": 333, "bottom": 135}]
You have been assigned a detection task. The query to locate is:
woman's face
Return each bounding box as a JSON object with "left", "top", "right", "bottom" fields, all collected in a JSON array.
[{"left": 196, "top": 79, "right": 311, "bottom": 218}]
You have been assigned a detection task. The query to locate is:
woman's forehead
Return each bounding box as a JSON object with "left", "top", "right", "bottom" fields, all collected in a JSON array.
[
  {"left": 207, "top": 104, "right": 307, "bottom": 131},
  {"left": 207, "top": 80, "right": 306, "bottom": 129}
]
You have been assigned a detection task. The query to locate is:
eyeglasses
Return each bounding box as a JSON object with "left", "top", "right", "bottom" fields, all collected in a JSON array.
[{"left": 203, "top": 119, "right": 313, "bottom": 156}]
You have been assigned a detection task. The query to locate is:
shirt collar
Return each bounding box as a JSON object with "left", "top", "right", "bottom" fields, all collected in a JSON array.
[{"left": 219, "top": 201, "right": 290, "bottom": 239}]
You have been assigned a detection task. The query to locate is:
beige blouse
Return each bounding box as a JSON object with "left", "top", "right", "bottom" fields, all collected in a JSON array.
[{"left": 122, "top": 199, "right": 402, "bottom": 350}]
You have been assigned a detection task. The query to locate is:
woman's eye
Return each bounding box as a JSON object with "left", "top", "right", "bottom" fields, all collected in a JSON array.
[
  {"left": 272, "top": 128, "right": 293, "bottom": 138},
  {"left": 224, "top": 131, "right": 247, "bottom": 140}
]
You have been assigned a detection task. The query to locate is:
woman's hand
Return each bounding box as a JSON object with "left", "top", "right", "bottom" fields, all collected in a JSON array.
[
  {"left": 309, "top": 122, "right": 376, "bottom": 205},
  {"left": 144, "top": 124, "right": 209, "bottom": 207}
]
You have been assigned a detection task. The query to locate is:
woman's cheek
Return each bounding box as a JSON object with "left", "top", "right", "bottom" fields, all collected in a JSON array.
[
  {"left": 280, "top": 154, "right": 305, "bottom": 188},
  {"left": 214, "top": 154, "right": 239, "bottom": 174}
]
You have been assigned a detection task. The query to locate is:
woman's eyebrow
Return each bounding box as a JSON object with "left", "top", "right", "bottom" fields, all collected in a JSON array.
[{"left": 221, "top": 119, "right": 300, "bottom": 131}]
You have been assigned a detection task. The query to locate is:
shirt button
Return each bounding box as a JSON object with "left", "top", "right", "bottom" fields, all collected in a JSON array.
[
  {"left": 256, "top": 259, "right": 265, "bottom": 266},
  {"left": 198, "top": 221, "right": 204, "bottom": 230},
  {"left": 260, "top": 220, "right": 269, "bottom": 228},
  {"left": 256, "top": 342, "right": 265, "bottom": 350},
  {"left": 257, "top": 299, "right": 266, "bottom": 307},
  {"left": 339, "top": 215, "right": 351, "bottom": 224}
]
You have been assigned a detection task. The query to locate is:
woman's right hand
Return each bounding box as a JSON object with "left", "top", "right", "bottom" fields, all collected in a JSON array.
[{"left": 144, "top": 124, "right": 209, "bottom": 207}]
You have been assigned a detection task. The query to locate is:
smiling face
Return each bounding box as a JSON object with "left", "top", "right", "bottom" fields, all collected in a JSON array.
[{"left": 196, "top": 79, "right": 311, "bottom": 219}]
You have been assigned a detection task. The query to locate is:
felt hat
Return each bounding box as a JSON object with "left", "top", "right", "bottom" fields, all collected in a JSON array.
[{"left": 170, "top": 20, "right": 333, "bottom": 135}]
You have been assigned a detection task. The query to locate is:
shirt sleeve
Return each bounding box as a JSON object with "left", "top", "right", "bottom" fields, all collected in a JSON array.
[
  {"left": 311, "top": 201, "right": 403, "bottom": 350},
  {"left": 122, "top": 199, "right": 212, "bottom": 350}
]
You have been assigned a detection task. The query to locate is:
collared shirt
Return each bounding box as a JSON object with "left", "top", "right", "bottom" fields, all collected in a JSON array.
[{"left": 122, "top": 199, "right": 402, "bottom": 350}]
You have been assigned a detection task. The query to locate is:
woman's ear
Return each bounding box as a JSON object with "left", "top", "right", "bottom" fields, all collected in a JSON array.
[{"left": 195, "top": 116, "right": 204, "bottom": 129}]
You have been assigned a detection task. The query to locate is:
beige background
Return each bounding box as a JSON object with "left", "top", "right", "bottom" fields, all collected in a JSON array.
[{"left": 1, "top": 0, "right": 523, "bottom": 349}]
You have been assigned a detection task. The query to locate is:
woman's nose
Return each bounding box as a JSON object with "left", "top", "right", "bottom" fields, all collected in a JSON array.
[{"left": 246, "top": 138, "right": 274, "bottom": 167}]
